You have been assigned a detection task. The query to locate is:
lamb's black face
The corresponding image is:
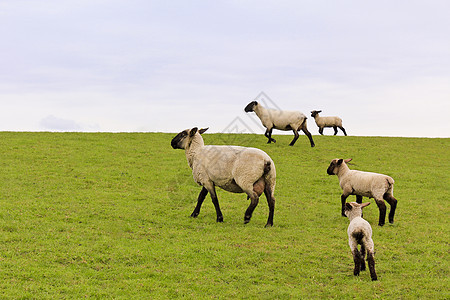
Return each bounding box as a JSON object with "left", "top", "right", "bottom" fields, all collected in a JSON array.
[
  {"left": 311, "top": 110, "right": 321, "bottom": 118},
  {"left": 171, "top": 130, "right": 189, "bottom": 149},
  {"left": 327, "top": 159, "right": 342, "bottom": 175},
  {"left": 244, "top": 101, "right": 258, "bottom": 112}
]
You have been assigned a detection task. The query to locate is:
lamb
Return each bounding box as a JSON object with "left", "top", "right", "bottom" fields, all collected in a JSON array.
[
  {"left": 310, "top": 110, "right": 347, "bottom": 136},
  {"left": 244, "top": 101, "right": 315, "bottom": 147},
  {"left": 327, "top": 158, "right": 397, "bottom": 226},
  {"left": 344, "top": 202, "right": 378, "bottom": 281},
  {"left": 171, "top": 127, "right": 276, "bottom": 227}
]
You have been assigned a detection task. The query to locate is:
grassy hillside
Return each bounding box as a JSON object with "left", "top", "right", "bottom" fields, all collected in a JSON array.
[{"left": 0, "top": 132, "right": 448, "bottom": 298}]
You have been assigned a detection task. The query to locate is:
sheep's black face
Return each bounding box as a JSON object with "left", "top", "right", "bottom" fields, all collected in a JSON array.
[
  {"left": 244, "top": 101, "right": 258, "bottom": 112},
  {"left": 311, "top": 110, "right": 321, "bottom": 118},
  {"left": 327, "top": 161, "right": 337, "bottom": 175},
  {"left": 171, "top": 130, "right": 189, "bottom": 149}
]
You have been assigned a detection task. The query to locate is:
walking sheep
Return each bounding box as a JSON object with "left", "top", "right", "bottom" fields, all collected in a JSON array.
[
  {"left": 344, "top": 202, "right": 378, "bottom": 281},
  {"left": 310, "top": 110, "right": 347, "bottom": 136},
  {"left": 327, "top": 158, "right": 397, "bottom": 226},
  {"left": 244, "top": 101, "right": 315, "bottom": 147},
  {"left": 171, "top": 127, "right": 276, "bottom": 227}
]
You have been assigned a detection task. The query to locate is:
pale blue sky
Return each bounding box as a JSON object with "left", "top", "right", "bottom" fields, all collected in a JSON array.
[{"left": 1, "top": 0, "right": 449, "bottom": 137}]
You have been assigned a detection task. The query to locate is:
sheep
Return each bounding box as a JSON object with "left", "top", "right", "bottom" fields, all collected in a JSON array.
[
  {"left": 310, "top": 110, "right": 347, "bottom": 136},
  {"left": 327, "top": 158, "right": 397, "bottom": 226},
  {"left": 171, "top": 127, "right": 276, "bottom": 227},
  {"left": 344, "top": 202, "right": 378, "bottom": 281},
  {"left": 244, "top": 101, "right": 315, "bottom": 147}
]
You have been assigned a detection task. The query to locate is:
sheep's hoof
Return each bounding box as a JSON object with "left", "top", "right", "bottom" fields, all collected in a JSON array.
[
  {"left": 190, "top": 212, "right": 199, "bottom": 218},
  {"left": 265, "top": 223, "right": 273, "bottom": 228},
  {"left": 216, "top": 216, "right": 224, "bottom": 222},
  {"left": 244, "top": 216, "right": 251, "bottom": 224},
  {"left": 378, "top": 222, "right": 385, "bottom": 227},
  {"left": 371, "top": 276, "right": 378, "bottom": 281}
]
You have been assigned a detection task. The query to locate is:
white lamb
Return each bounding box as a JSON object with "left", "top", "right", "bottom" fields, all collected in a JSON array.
[
  {"left": 244, "top": 101, "right": 315, "bottom": 147},
  {"left": 344, "top": 202, "right": 378, "bottom": 281},
  {"left": 171, "top": 127, "right": 276, "bottom": 227},
  {"left": 310, "top": 110, "right": 347, "bottom": 136},
  {"left": 327, "top": 158, "right": 398, "bottom": 226}
]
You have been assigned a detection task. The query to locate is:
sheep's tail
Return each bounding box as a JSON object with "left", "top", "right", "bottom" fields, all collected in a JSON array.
[{"left": 263, "top": 161, "right": 271, "bottom": 174}]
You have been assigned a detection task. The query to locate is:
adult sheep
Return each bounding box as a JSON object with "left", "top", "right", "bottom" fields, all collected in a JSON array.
[
  {"left": 244, "top": 101, "right": 315, "bottom": 147},
  {"left": 171, "top": 127, "right": 276, "bottom": 227},
  {"left": 327, "top": 158, "right": 397, "bottom": 226},
  {"left": 310, "top": 110, "right": 347, "bottom": 136}
]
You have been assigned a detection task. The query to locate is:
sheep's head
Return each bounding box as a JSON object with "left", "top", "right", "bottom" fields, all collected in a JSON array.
[
  {"left": 244, "top": 101, "right": 258, "bottom": 112},
  {"left": 311, "top": 110, "right": 322, "bottom": 117},
  {"left": 344, "top": 202, "right": 371, "bottom": 218},
  {"left": 327, "top": 158, "right": 352, "bottom": 175},
  {"left": 171, "top": 127, "right": 209, "bottom": 150}
]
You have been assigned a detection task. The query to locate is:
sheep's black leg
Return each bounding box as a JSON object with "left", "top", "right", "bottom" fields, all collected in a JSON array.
[
  {"left": 244, "top": 194, "right": 259, "bottom": 224},
  {"left": 333, "top": 126, "right": 338, "bottom": 135},
  {"left": 301, "top": 123, "right": 315, "bottom": 147},
  {"left": 264, "top": 128, "right": 276, "bottom": 143},
  {"left": 340, "top": 126, "right": 347, "bottom": 136},
  {"left": 341, "top": 194, "right": 349, "bottom": 216},
  {"left": 209, "top": 186, "right": 223, "bottom": 222},
  {"left": 319, "top": 127, "right": 324, "bottom": 135},
  {"left": 352, "top": 249, "right": 362, "bottom": 276},
  {"left": 355, "top": 195, "right": 363, "bottom": 204},
  {"left": 264, "top": 185, "right": 275, "bottom": 227},
  {"left": 375, "top": 199, "right": 386, "bottom": 226},
  {"left": 360, "top": 244, "right": 366, "bottom": 271},
  {"left": 191, "top": 187, "right": 208, "bottom": 218},
  {"left": 289, "top": 129, "right": 299, "bottom": 146},
  {"left": 367, "top": 252, "right": 377, "bottom": 281},
  {"left": 383, "top": 194, "right": 397, "bottom": 224}
]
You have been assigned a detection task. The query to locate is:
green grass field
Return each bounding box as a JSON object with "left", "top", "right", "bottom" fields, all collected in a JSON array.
[{"left": 0, "top": 132, "right": 448, "bottom": 299}]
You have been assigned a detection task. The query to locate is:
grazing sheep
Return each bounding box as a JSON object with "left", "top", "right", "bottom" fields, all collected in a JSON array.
[
  {"left": 244, "top": 101, "right": 315, "bottom": 147},
  {"left": 344, "top": 202, "right": 378, "bottom": 281},
  {"left": 327, "top": 158, "right": 397, "bottom": 226},
  {"left": 310, "top": 110, "right": 347, "bottom": 136},
  {"left": 171, "top": 127, "right": 276, "bottom": 227}
]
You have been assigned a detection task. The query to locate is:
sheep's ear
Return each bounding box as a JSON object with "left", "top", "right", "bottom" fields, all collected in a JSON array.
[
  {"left": 344, "top": 158, "right": 352, "bottom": 163},
  {"left": 189, "top": 127, "right": 198, "bottom": 137},
  {"left": 345, "top": 203, "right": 352, "bottom": 210},
  {"left": 318, "top": 110, "right": 322, "bottom": 113},
  {"left": 360, "top": 202, "right": 371, "bottom": 208},
  {"left": 199, "top": 127, "right": 209, "bottom": 134},
  {"left": 337, "top": 159, "right": 343, "bottom": 165}
]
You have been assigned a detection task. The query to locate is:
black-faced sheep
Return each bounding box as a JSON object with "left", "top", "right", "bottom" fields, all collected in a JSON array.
[
  {"left": 171, "top": 127, "right": 276, "bottom": 227},
  {"left": 344, "top": 202, "right": 378, "bottom": 281},
  {"left": 327, "top": 158, "right": 397, "bottom": 226},
  {"left": 244, "top": 101, "right": 315, "bottom": 147},
  {"left": 310, "top": 110, "right": 347, "bottom": 136}
]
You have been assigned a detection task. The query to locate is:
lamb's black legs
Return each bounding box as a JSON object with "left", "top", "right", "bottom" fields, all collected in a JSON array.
[
  {"left": 333, "top": 126, "right": 338, "bottom": 135},
  {"left": 191, "top": 187, "right": 208, "bottom": 218},
  {"left": 341, "top": 194, "right": 349, "bottom": 216},
  {"left": 264, "top": 185, "right": 275, "bottom": 227},
  {"left": 340, "top": 126, "right": 347, "bottom": 136},
  {"left": 301, "top": 124, "right": 315, "bottom": 147},
  {"left": 244, "top": 194, "right": 259, "bottom": 224},
  {"left": 352, "top": 249, "right": 362, "bottom": 276},
  {"left": 367, "top": 252, "right": 377, "bottom": 281},
  {"left": 375, "top": 199, "right": 387, "bottom": 226},
  {"left": 289, "top": 129, "right": 299, "bottom": 146},
  {"left": 265, "top": 128, "right": 276, "bottom": 143},
  {"left": 192, "top": 186, "right": 223, "bottom": 222},
  {"left": 383, "top": 193, "right": 397, "bottom": 224},
  {"left": 209, "top": 186, "right": 224, "bottom": 222}
]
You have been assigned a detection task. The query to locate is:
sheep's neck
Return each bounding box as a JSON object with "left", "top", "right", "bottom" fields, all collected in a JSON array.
[
  {"left": 337, "top": 163, "right": 351, "bottom": 178},
  {"left": 253, "top": 104, "right": 269, "bottom": 121},
  {"left": 185, "top": 135, "right": 204, "bottom": 169}
]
